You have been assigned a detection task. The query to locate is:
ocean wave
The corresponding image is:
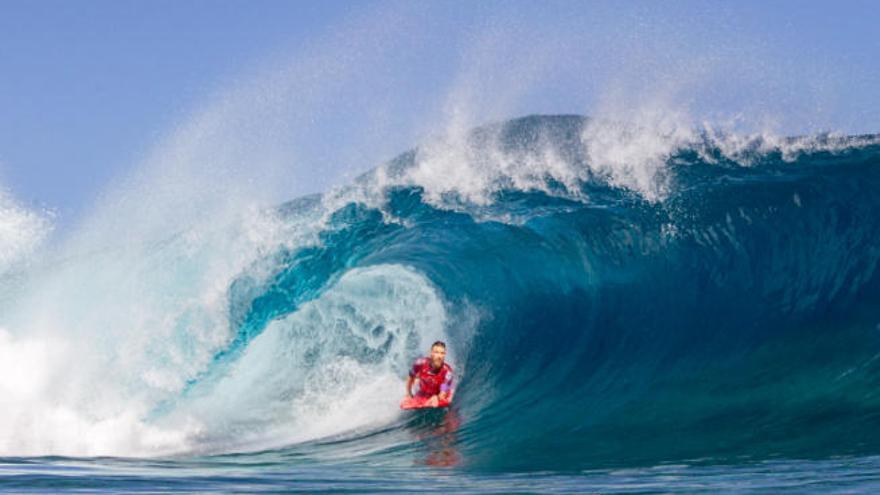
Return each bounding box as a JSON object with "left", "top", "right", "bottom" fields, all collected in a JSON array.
[{"left": 1, "top": 115, "right": 879, "bottom": 470}]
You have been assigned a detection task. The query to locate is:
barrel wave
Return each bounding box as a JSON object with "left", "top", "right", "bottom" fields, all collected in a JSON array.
[
  {"left": 165, "top": 115, "right": 880, "bottom": 469},
  {"left": 3, "top": 115, "right": 880, "bottom": 472}
]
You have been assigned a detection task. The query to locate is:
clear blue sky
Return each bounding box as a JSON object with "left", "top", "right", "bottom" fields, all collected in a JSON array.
[{"left": 1, "top": 0, "right": 878, "bottom": 226}]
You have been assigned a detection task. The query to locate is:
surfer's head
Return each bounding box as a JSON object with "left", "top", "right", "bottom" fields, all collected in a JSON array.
[{"left": 430, "top": 341, "right": 446, "bottom": 369}]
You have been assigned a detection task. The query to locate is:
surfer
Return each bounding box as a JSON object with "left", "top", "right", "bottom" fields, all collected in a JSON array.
[{"left": 405, "top": 341, "right": 454, "bottom": 407}]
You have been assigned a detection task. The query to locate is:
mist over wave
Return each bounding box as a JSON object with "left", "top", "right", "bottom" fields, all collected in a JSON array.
[{"left": 0, "top": 189, "right": 51, "bottom": 278}]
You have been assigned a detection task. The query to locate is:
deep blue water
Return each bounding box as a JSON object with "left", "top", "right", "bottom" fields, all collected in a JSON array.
[
  {"left": 4, "top": 455, "right": 880, "bottom": 493},
  {"left": 3, "top": 115, "right": 880, "bottom": 492}
]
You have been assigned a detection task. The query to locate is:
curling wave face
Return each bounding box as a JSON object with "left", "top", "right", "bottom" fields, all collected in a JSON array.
[{"left": 1, "top": 115, "right": 879, "bottom": 470}]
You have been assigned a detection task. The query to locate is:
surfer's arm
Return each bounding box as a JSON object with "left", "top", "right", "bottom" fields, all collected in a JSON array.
[
  {"left": 406, "top": 358, "right": 426, "bottom": 398},
  {"left": 405, "top": 375, "right": 415, "bottom": 398},
  {"left": 438, "top": 370, "right": 454, "bottom": 402}
]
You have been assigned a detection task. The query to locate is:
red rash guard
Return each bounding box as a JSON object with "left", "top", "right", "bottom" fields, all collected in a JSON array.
[{"left": 410, "top": 357, "right": 454, "bottom": 398}]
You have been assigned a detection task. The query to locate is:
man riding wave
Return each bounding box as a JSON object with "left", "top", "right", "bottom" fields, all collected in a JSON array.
[{"left": 404, "top": 341, "right": 454, "bottom": 407}]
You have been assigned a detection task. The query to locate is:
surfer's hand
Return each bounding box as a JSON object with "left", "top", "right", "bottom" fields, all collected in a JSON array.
[{"left": 427, "top": 395, "right": 439, "bottom": 407}]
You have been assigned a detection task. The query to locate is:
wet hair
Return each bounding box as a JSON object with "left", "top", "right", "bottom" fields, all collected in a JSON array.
[{"left": 431, "top": 340, "right": 447, "bottom": 350}]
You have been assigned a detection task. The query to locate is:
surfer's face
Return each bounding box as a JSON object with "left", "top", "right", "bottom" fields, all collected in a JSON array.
[{"left": 430, "top": 345, "right": 446, "bottom": 368}]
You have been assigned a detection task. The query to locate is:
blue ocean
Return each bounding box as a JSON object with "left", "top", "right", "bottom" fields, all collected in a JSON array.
[{"left": 2, "top": 115, "right": 880, "bottom": 493}]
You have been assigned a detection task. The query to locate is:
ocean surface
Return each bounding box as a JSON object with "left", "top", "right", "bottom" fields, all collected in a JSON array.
[{"left": 1, "top": 115, "right": 880, "bottom": 493}]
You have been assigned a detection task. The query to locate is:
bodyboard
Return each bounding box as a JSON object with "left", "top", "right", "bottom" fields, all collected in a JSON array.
[{"left": 400, "top": 394, "right": 452, "bottom": 410}]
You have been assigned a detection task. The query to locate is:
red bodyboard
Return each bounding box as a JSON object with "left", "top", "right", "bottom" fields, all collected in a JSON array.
[{"left": 400, "top": 395, "right": 452, "bottom": 410}]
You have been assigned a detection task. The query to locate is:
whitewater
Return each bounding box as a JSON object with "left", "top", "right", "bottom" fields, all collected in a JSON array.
[{"left": 1, "top": 111, "right": 880, "bottom": 492}]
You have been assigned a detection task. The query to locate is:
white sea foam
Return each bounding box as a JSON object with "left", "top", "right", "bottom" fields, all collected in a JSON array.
[
  {"left": 350, "top": 109, "right": 879, "bottom": 213},
  {"left": 0, "top": 206, "right": 285, "bottom": 456}
]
